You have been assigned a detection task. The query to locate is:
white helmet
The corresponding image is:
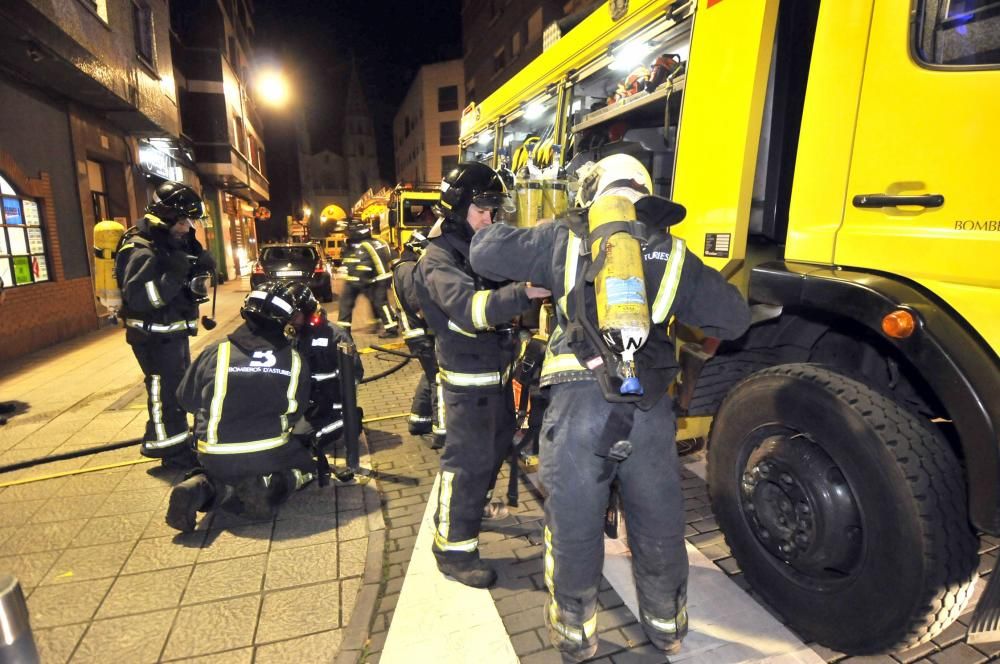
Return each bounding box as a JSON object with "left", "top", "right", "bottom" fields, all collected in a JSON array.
[{"left": 574, "top": 154, "right": 653, "bottom": 207}]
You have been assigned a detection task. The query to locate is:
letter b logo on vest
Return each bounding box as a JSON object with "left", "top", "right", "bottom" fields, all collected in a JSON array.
[{"left": 249, "top": 350, "right": 277, "bottom": 368}]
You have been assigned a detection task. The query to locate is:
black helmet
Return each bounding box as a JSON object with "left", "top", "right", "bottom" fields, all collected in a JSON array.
[
  {"left": 242, "top": 280, "right": 315, "bottom": 337},
  {"left": 435, "top": 162, "right": 514, "bottom": 238},
  {"left": 147, "top": 182, "right": 206, "bottom": 223},
  {"left": 346, "top": 219, "right": 371, "bottom": 243}
]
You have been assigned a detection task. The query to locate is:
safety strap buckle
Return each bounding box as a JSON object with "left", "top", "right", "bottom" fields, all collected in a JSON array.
[{"left": 607, "top": 439, "right": 633, "bottom": 463}]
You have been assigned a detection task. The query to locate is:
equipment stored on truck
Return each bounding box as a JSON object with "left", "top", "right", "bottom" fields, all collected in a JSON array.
[{"left": 460, "top": 0, "right": 1000, "bottom": 654}]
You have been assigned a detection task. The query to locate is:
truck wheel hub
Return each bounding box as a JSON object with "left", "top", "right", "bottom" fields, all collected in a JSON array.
[{"left": 740, "top": 433, "right": 863, "bottom": 583}]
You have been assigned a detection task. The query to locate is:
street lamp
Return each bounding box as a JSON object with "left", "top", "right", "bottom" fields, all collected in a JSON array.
[{"left": 256, "top": 68, "right": 291, "bottom": 109}]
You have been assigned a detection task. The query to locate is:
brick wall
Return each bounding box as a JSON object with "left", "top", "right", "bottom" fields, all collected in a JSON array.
[{"left": 0, "top": 150, "right": 99, "bottom": 365}]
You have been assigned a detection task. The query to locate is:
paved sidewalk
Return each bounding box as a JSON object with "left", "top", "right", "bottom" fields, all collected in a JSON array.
[
  {"left": 0, "top": 278, "right": 389, "bottom": 663},
  {"left": 353, "top": 365, "right": 1000, "bottom": 664}
]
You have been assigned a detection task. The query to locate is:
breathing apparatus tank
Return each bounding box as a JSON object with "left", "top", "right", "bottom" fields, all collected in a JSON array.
[
  {"left": 579, "top": 154, "right": 655, "bottom": 396},
  {"left": 93, "top": 219, "right": 126, "bottom": 316}
]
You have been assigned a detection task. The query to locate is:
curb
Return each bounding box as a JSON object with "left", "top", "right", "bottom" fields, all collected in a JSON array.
[{"left": 335, "top": 432, "right": 387, "bottom": 664}]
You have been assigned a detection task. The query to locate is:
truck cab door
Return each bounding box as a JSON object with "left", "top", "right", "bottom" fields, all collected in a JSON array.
[{"left": 837, "top": 1, "right": 1000, "bottom": 351}]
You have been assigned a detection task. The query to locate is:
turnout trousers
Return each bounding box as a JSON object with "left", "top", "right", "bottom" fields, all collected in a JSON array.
[
  {"left": 405, "top": 337, "right": 443, "bottom": 436},
  {"left": 365, "top": 281, "right": 397, "bottom": 333},
  {"left": 541, "top": 381, "right": 688, "bottom": 645},
  {"left": 337, "top": 281, "right": 365, "bottom": 330},
  {"left": 432, "top": 383, "right": 513, "bottom": 564},
  {"left": 130, "top": 334, "right": 191, "bottom": 459}
]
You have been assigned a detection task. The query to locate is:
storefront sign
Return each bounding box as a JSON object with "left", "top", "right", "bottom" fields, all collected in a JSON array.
[{"left": 138, "top": 141, "right": 182, "bottom": 181}]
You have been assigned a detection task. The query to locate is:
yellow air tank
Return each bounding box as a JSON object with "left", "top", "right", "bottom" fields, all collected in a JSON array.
[
  {"left": 588, "top": 194, "right": 650, "bottom": 395},
  {"left": 94, "top": 219, "right": 126, "bottom": 315}
]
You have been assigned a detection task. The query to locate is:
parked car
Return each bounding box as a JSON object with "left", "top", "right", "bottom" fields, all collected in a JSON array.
[{"left": 251, "top": 243, "right": 333, "bottom": 302}]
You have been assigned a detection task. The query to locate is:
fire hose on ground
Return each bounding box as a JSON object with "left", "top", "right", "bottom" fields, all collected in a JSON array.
[{"left": 0, "top": 342, "right": 415, "bottom": 485}]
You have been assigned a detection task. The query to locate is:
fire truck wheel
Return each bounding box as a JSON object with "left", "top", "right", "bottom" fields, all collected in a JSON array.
[{"left": 707, "top": 363, "right": 978, "bottom": 655}]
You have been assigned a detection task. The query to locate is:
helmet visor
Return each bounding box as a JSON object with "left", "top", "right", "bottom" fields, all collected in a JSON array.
[{"left": 471, "top": 192, "right": 516, "bottom": 214}]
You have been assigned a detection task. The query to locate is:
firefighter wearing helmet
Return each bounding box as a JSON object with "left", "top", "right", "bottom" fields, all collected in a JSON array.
[
  {"left": 337, "top": 219, "right": 399, "bottom": 337},
  {"left": 414, "top": 162, "right": 551, "bottom": 587},
  {"left": 469, "top": 153, "right": 751, "bottom": 660},
  {"left": 166, "top": 280, "right": 318, "bottom": 531},
  {"left": 389, "top": 230, "right": 446, "bottom": 447},
  {"left": 116, "top": 181, "right": 216, "bottom": 468}
]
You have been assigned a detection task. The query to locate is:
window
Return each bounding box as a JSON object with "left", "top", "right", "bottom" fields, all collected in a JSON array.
[
  {"left": 438, "top": 85, "right": 459, "bottom": 112},
  {"left": 132, "top": 1, "right": 155, "bottom": 66},
  {"left": 233, "top": 116, "right": 246, "bottom": 154},
  {"left": 466, "top": 78, "right": 476, "bottom": 103},
  {"left": 494, "top": 47, "right": 506, "bottom": 75},
  {"left": 87, "top": 160, "right": 110, "bottom": 222},
  {"left": 915, "top": 0, "right": 1000, "bottom": 66},
  {"left": 0, "top": 174, "right": 50, "bottom": 288},
  {"left": 512, "top": 30, "right": 522, "bottom": 57},
  {"left": 441, "top": 155, "right": 459, "bottom": 177},
  {"left": 440, "top": 121, "right": 460, "bottom": 146},
  {"left": 528, "top": 9, "right": 543, "bottom": 44}
]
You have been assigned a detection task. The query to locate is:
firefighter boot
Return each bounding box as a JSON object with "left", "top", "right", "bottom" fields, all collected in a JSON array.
[
  {"left": 407, "top": 414, "right": 432, "bottom": 436},
  {"left": 545, "top": 597, "right": 598, "bottom": 662},
  {"left": 436, "top": 555, "right": 497, "bottom": 589},
  {"left": 166, "top": 474, "right": 214, "bottom": 533}
]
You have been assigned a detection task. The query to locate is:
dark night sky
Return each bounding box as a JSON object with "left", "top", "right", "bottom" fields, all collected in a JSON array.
[{"left": 254, "top": 0, "right": 462, "bottom": 182}]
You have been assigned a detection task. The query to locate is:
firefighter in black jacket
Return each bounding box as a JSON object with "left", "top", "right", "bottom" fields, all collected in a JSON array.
[
  {"left": 166, "top": 280, "right": 317, "bottom": 532},
  {"left": 415, "top": 163, "right": 550, "bottom": 587},
  {"left": 389, "top": 231, "right": 445, "bottom": 447},
  {"left": 117, "top": 182, "right": 215, "bottom": 467},
  {"left": 470, "top": 155, "right": 751, "bottom": 660},
  {"left": 338, "top": 220, "right": 398, "bottom": 337}
]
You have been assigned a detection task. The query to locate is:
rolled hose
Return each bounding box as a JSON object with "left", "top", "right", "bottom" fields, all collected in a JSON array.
[{"left": 0, "top": 345, "right": 416, "bottom": 475}]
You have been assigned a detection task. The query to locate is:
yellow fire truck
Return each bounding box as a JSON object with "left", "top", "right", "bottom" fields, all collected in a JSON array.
[
  {"left": 353, "top": 184, "right": 441, "bottom": 252},
  {"left": 461, "top": 0, "right": 1000, "bottom": 655}
]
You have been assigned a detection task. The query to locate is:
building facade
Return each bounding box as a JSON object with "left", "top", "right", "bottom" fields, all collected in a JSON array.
[
  {"left": 170, "top": 0, "right": 268, "bottom": 280},
  {"left": 342, "top": 62, "right": 381, "bottom": 207},
  {"left": 461, "top": 0, "right": 566, "bottom": 104},
  {"left": 0, "top": 0, "right": 192, "bottom": 363},
  {"left": 393, "top": 59, "right": 466, "bottom": 185}
]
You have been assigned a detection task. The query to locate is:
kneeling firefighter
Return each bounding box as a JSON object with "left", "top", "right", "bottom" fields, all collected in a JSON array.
[
  {"left": 469, "top": 154, "right": 751, "bottom": 660},
  {"left": 415, "top": 162, "right": 551, "bottom": 588},
  {"left": 166, "top": 281, "right": 318, "bottom": 532},
  {"left": 389, "top": 231, "right": 446, "bottom": 447}
]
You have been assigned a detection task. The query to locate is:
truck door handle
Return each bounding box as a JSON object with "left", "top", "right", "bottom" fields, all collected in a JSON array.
[{"left": 852, "top": 194, "right": 944, "bottom": 209}]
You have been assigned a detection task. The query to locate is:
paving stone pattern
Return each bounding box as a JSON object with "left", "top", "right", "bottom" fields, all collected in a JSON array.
[
  {"left": 357, "top": 353, "right": 999, "bottom": 664},
  {"left": 0, "top": 280, "right": 374, "bottom": 663}
]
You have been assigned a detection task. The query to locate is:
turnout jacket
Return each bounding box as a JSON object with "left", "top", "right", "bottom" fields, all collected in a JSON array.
[
  {"left": 415, "top": 231, "right": 532, "bottom": 390},
  {"left": 342, "top": 239, "right": 393, "bottom": 286},
  {"left": 178, "top": 324, "right": 310, "bottom": 455},
  {"left": 469, "top": 214, "right": 750, "bottom": 397},
  {"left": 118, "top": 214, "right": 204, "bottom": 338}
]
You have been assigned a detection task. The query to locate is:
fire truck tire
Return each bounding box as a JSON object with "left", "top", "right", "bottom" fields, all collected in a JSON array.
[{"left": 707, "top": 363, "right": 978, "bottom": 654}]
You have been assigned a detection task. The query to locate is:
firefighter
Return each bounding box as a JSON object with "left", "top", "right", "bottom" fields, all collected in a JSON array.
[
  {"left": 389, "top": 230, "right": 445, "bottom": 447},
  {"left": 337, "top": 220, "right": 398, "bottom": 337},
  {"left": 117, "top": 181, "right": 215, "bottom": 468},
  {"left": 166, "top": 280, "right": 318, "bottom": 532},
  {"left": 469, "top": 155, "right": 751, "bottom": 660},
  {"left": 415, "top": 162, "right": 551, "bottom": 588}
]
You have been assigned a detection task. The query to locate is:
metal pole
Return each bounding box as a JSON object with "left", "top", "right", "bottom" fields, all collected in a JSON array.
[
  {"left": 337, "top": 340, "right": 361, "bottom": 476},
  {"left": 0, "top": 576, "right": 39, "bottom": 663}
]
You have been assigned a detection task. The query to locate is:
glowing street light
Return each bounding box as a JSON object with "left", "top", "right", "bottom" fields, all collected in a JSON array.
[{"left": 256, "top": 69, "right": 291, "bottom": 109}]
